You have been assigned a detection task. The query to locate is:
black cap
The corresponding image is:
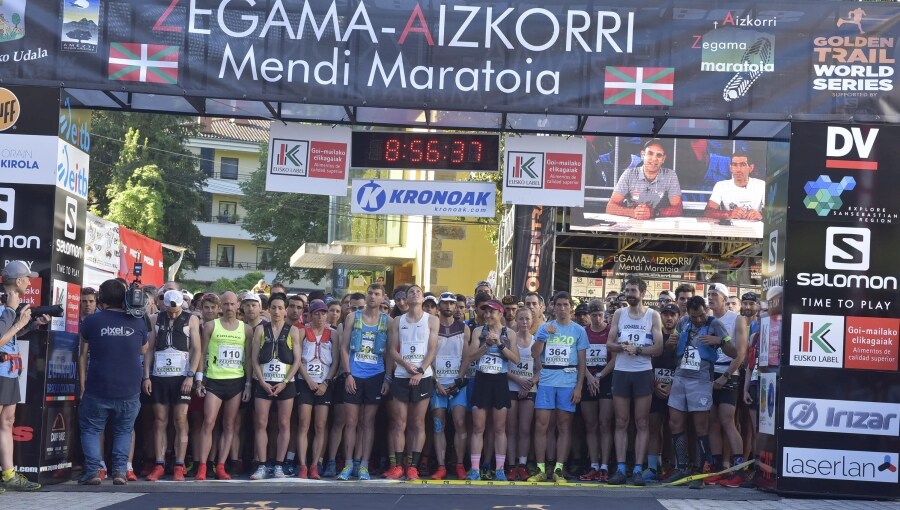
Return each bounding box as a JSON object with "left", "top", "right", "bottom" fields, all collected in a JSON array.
[
  {"left": 574, "top": 303, "right": 588, "bottom": 314},
  {"left": 660, "top": 303, "right": 680, "bottom": 315},
  {"left": 741, "top": 292, "right": 760, "bottom": 302}
]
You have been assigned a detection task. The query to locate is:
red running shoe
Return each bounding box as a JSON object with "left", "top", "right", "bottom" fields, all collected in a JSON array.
[
  {"left": 717, "top": 470, "right": 746, "bottom": 488},
  {"left": 455, "top": 463, "right": 467, "bottom": 480},
  {"left": 597, "top": 468, "right": 609, "bottom": 482},
  {"left": 126, "top": 469, "right": 138, "bottom": 482},
  {"left": 505, "top": 468, "right": 518, "bottom": 481},
  {"left": 173, "top": 465, "right": 186, "bottom": 482},
  {"left": 406, "top": 466, "right": 420, "bottom": 481},
  {"left": 384, "top": 465, "right": 404, "bottom": 480},
  {"left": 297, "top": 465, "right": 308, "bottom": 479},
  {"left": 214, "top": 463, "right": 231, "bottom": 480},
  {"left": 579, "top": 469, "right": 600, "bottom": 481},
  {"left": 431, "top": 466, "right": 447, "bottom": 480},
  {"left": 516, "top": 465, "right": 529, "bottom": 482},
  {"left": 145, "top": 464, "right": 165, "bottom": 481},
  {"left": 194, "top": 464, "right": 207, "bottom": 481},
  {"left": 309, "top": 465, "right": 320, "bottom": 480}
]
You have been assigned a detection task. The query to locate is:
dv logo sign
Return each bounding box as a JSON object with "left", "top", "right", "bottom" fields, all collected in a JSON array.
[
  {"left": 826, "top": 126, "right": 878, "bottom": 170},
  {"left": 825, "top": 226, "right": 869, "bottom": 271}
]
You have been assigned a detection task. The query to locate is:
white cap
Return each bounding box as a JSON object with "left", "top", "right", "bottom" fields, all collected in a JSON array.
[
  {"left": 163, "top": 289, "right": 184, "bottom": 308},
  {"left": 707, "top": 283, "right": 730, "bottom": 298}
]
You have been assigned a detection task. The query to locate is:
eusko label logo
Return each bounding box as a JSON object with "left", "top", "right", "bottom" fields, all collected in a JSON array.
[
  {"left": 506, "top": 151, "right": 544, "bottom": 189},
  {"left": 789, "top": 314, "right": 844, "bottom": 368},
  {"left": 783, "top": 447, "right": 898, "bottom": 484},
  {"left": 356, "top": 180, "right": 386, "bottom": 213},
  {"left": 269, "top": 139, "right": 309, "bottom": 176}
]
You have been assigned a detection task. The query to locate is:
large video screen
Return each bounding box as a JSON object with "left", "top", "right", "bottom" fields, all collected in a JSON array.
[{"left": 569, "top": 137, "right": 787, "bottom": 238}]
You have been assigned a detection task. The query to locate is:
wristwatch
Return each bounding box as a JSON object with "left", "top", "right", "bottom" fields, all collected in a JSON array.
[
  {"left": 416, "top": 367, "right": 425, "bottom": 375},
  {"left": 184, "top": 370, "right": 195, "bottom": 377}
]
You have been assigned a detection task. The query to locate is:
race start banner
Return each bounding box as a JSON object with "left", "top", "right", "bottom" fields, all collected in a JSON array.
[
  {"left": 0, "top": 1, "right": 898, "bottom": 122},
  {"left": 503, "top": 135, "right": 585, "bottom": 207},
  {"left": 266, "top": 123, "right": 351, "bottom": 196}
]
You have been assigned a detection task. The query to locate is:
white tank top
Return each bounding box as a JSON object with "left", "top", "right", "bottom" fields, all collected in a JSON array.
[
  {"left": 434, "top": 320, "right": 465, "bottom": 385},
  {"left": 615, "top": 308, "right": 654, "bottom": 373},
  {"left": 714, "top": 310, "right": 739, "bottom": 372},
  {"left": 395, "top": 313, "right": 434, "bottom": 379},
  {"left": 509, "top": 337, "right": 536, "bottom": 392}
]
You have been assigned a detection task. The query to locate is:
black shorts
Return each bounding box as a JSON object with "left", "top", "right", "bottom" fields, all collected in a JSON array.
[
  {"left": 0, "top": 376, "right": 19, "bottom": 406},
  {"left": 470, "top": 372, "right": 511, "bottom": 410},
  {"left": 611, "top": 370, "right": 654, "bottom": 398},
  {"left": 150, "top": 376, "right": 191, "bottom": 405},
  {"left": 713, "top": 374, "right": 740, "bottom": 406},
  {"left": 255, "top": 380, "right": 297, "bottom": 401},
  {"left": 332, "top": 373, "right": 347, "bottom": 405},
  {"left": 747, "top": 382, "right": 759, "bottom": 410},
  {"left": 296, "top": 381, "right": 333, "bottom": 406},
  {"left": 343, "top": 373, "right": 385, "bottom": 406},
  {"left": 204, "top": 377, "right": 245, "bottom": 401},
  {"left": 581, "top": 372, "right": 613, "bottom": 401},
  {"left": 391, "top": 376, "right": 434, "bottom": 404},
  {"left": 509, "top": 390, "right": 536, "bottom": 402}
]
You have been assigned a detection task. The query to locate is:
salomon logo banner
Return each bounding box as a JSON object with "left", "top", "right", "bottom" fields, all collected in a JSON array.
[{"left": 351, "top": 179, "right": 495, "bottom": 218}]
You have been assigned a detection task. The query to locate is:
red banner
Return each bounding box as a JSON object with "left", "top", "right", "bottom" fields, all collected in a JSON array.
[{"left": 117, "top": 226, "right": 164, "bottom": 287}]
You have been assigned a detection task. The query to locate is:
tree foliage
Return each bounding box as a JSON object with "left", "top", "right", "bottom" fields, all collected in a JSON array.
[
  {"left": 240, "top": 143, "right": 329, "bottom": 285},
  {"left": 106, "top": 163, "right": 166, "bottom": 239},
  {"left": 208, "top": 271, "right": 266, "bottom": 294},
  {"left": 90, "top": 112, "right": 204, "bottom": 269}
]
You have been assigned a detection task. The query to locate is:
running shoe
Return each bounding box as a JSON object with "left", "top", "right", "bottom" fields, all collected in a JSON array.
[
  {"left": 480, "top": 467, "right": 494, "bottom": 480},
  {"left": 504, "top": 468, "right": 517, "bottom": 481},
  {"left": 740, "top": 470, "right": 756, "bottom": 489},
  {"left": 323, "top": 459, "right": 337, "bottom": 478},
  {"left": 455, "top": 463, "right": 467, "bottom": 480},
  {"left": 515, "top": 465, "right": 529, "bottom": 482},
  {"left": 126, "top": 469, "right": 138, "bottom": 481},
  {"left": 3, "top": 473, "right": 40, "bottom": 491},
  {"left": 283, "top": 463, "right": 296, "bottom": 477},
  {"left": 703, "top": 467, "right": 726, "bottom": 485},
  {"left": 250, "top": 464, "right": 268, "bottom": 480},
  {"left": 272, "top": 465, "right": 286, "bottom": 479},
  {"left": 579, "top": 469, "right": 600, "bottom": 481},
  {"left": 309, "top": 465, "right": 321, "bottom": 480},
  {"left": 606, "top": 470, "right": 627, "bottom": 485},
  {"left": 597, "top": 468, "right": 609, "bottom": 482},
  {"left": 641, "top": 468, "right": 658, "bottom": 482},
  {"left": 358, "top": 466, "right": 371, "bottom": 481},
  {"left": 336, "top": 465, "right": 353, "bottom": 481},
  {"left": 466, "top": 468, "right": 481, "bottom": 481},
  {"left": 494, "top": 468, "right": 508, "bottom": 482},
  {"left": 526, "top": 471, "right": 547, "bottom": 482},
  {"left": 215, "top": 464, "right": 231, "bottom": 480},
  {"left": 194, "top": 464, "right": 207, "bottom": 481},
  {"left": 112, "top": 474, "right": 127, "bottom": 486},
  {"left": 384, "top": 465, "right": 404, "bottom": 480},
  {"left": 717, "top": 470, "right": 746, "bottom": 488},
  {"left": 173, "top": 465, "right": 186, "bottom": 481},
  {"left": 146, "top": 464, "right": 165, "bottom": 481},
  {"left": 431, "top": 466, "right": 447, "bottom": 480},
  {"left": 689, "top": 478, "right": 704, "bottom": 489},
  {"left": 405, "top": 466, "right": 420, "bottom": 481},
  {"left": 297, "top": 465, "right": 308, "bottom": 479},
  {"left": 631, "top": 470, "right": 645, "bottom": 486},
  {"left": 552, "top": 468, "right": 567, "bottom": 483},
  {"left": 661, "top": 469, "right": 690, "bottom": 484}
]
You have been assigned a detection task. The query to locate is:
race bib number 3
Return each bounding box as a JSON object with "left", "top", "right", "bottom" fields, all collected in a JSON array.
[
  {"left": 262, "top": 360, "right": 288, "bottom": 383},
  {"left": 217, "top": 345, "right": 243, "bottom": 370},
  {"left": 680, "top": 346, "right": 700, "bottom": 372},
  {"left": 154, "top": 350, "right": 187, "bottom": 377}
]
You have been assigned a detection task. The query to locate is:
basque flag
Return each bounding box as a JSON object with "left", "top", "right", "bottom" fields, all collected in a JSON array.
[
  {"left": 108, "top": 43, "right": 179, "bottom": 84},
  {"left": 604, "top": 67, "right": 674, "bottom": 106}
]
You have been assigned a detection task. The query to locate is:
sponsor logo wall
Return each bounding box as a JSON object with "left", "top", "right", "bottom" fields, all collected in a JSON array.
[
  {"left": 503, "top": 135, "right": 585, "bottom": 207},
  {"left": 784, "top": 397, "right": 899, "bottom": 437},
  {"left": 783, "top": 447, "right": 898, "bottom": 484},
  {"left": 758, "top": 372, "right": 777, "bottom": 435}
]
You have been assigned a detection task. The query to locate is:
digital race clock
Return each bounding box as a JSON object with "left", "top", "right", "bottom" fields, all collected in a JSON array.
[{"left": 351, "top": 132, "right": 500, "bottom": 171}]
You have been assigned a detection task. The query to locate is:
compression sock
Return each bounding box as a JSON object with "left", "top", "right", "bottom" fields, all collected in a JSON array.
[
  {"left": 673, "top": 432, "right": 689, "bottom": 470},
  {"left": 617, "top": 463, "right": 627, "bottom": 475},
  {"left": 388, "top": 453, "right": 397, "bottom": 467},
  {"left": 647, "top": 455, "right": 659, "bottom": 473},
  {"left": 411, "top": 452, "right": 422, "bottom": 467},
  {"left": 698, "top": 436, "right": 715, "bottom": 466}
]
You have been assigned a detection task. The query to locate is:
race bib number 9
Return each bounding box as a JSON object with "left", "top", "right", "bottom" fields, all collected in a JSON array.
[
  {"left": 401, "top": 343, "right": 425, "bottom": 365},
  {"left": 216, "top": 346, "right": 243, "bottom": 370},
  {"left": 262, "top": 360, "right": 288, "bottom": 383}
]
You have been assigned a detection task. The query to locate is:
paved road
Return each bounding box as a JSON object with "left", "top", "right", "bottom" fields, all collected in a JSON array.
[{"left": 13, "top": 479, "right": 898, "bottom": 510}]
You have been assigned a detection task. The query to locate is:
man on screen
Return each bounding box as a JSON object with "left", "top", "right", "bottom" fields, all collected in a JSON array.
[
  {"left": 704, "top": 151, "right": 764, "bottom": 221},
  {"left": 606, "top": 139, "right": 683, "bottom": 220}
]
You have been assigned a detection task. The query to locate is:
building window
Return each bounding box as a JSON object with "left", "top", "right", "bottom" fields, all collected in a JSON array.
[
  {"left": 257, "top": 247, "right": 273, "bottom": 270},
  {"left": 200, "top": 148, "right": 214, "bottom": 175},
  {"left": 216, "top": 245, "right": 235, "bottom": 268},
  {"left": 221, "top": 157, "right": 239, "bottom": 179},
  {"left": 218, "top": 201, "right": 237, "bottom": 223}
]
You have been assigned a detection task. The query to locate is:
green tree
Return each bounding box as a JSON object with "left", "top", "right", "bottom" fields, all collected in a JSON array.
[
  {"left": 105, "top": 163, "right": 165, "bottom": 238},
  {"left": 209, "top": 271, "right": 266, "bottom": 294},
  {"left": 12, "top": 13, "right": 20, "bottom": 28},
  {"left": 240, "top": 143, "right": 329, "bottom": 285},
  {"left": 90, "top": 112, "right": 204, "bottom": 269}
]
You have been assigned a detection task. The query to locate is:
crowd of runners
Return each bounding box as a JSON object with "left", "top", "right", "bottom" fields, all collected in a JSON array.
[{"left": 11, "top": 273, "right": 762, "bottom": 488}]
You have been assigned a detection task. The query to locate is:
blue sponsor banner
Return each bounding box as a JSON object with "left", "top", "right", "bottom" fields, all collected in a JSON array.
[{"left": 351, "top": 179, "right": 495, "bottom": 218}]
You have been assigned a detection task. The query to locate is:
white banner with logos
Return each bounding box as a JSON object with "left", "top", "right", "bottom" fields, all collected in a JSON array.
[
  {"left": 759, "top": 372, "right": 777, "bottom": 435},
  {"left": 56, "top": 140, "right": 89, "bottom": 199},
  {"left": 84, "top": 212, "right": 120, "bottom": 274},
  {"left": 784, "top": 397, "right": 900, "bottom": 437},
  {"left": 266, "top": 123, "right": 350, "bottom": 196},
  {"left": 783, "top": 447, "right": 898, "bottom": 484},
  {"left": 0, "top": 134, "right": 57, "bottom": 185},
  {"left": 351, "top": 180, "right": 495, "bottom": 218},
  {"left": 503, "top": 135, "right": 585, "bottom": 207}
]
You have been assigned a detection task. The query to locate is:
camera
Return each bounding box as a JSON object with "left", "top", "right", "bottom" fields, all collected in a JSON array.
[
  {"left": 124, "top": 260, "right": 145, "bottom": 317},
  {"left": 16, "top": 303, "right": 64, "bottom": 318}
]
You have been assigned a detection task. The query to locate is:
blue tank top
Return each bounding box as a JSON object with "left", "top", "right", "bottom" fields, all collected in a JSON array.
[{"left": 349, "top": 321, "right": 385, "bottom": 378}]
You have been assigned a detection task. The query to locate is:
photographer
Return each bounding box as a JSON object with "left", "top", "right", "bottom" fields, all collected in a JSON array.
[
  {"left": 78, "top": 279, "right": 148, "bottom": 485},
  {"left": 0, "top": 260, "right": 47, "bottom": 492}
]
